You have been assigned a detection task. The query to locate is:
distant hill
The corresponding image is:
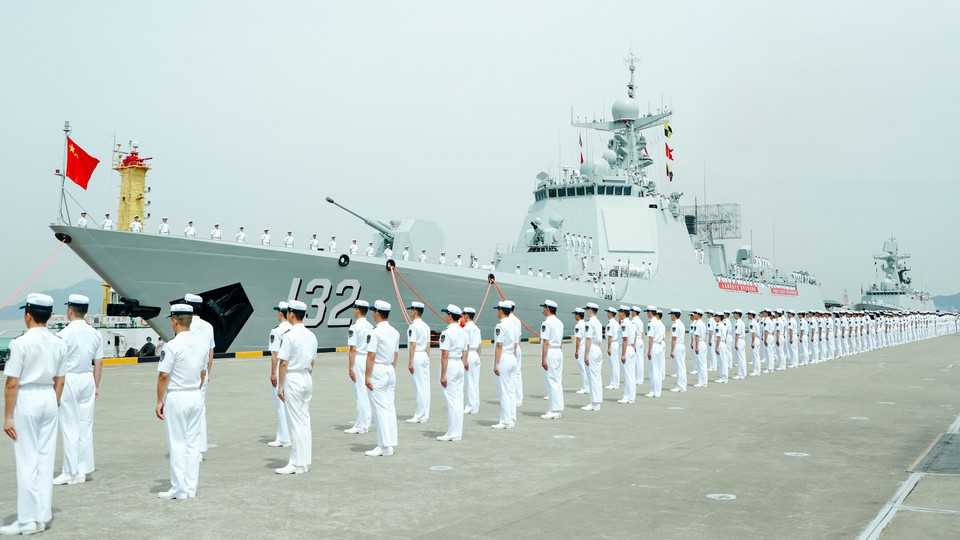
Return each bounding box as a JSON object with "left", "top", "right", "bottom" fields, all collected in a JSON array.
[
  {"left": 933, "top": 293, "right": 960, "bottom": 312},
  {"left": 0, "top": 278, "right": 103, "bottom": 320}
]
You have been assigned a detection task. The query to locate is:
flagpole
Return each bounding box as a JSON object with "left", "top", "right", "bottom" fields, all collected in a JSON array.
[{"left": 58, "top": 120, "right": 72, "bottom": 225}]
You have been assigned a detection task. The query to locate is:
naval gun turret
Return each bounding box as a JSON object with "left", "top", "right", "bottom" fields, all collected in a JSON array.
[{"left": 326, "top": 197, "right": 445, "bottom": 259}]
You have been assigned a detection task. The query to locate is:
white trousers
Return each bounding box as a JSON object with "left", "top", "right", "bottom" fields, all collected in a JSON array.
[
  {"left": 717, "top": 343, "right": 730, "bottom": 381},
  {"left": 636, "top": 340, "right": 645, "bottom": 383},
  {"left": 576, "top": 347, "right": 588, "bottom": 391},
  {"left": 283, "top": 371, "right": 313, "bottom": 467},
  {"left": 367, "top": 364, "right": 397, "bottom": 449},
  {"left": 464, "top": 350, "right": 481, "bottom": 413},
  {"left": 59, "top": 372, "right": 96, "bottom": 476},
  {"left": 622, "top": 346, "right": 637, "bottom": 400},
  {"left": 765, "top": 337, "right": 776, "bottom": 370},
  {"left": 734, "top": 339, "right": 746, "bottom": 378},
  {"left": 751, "top": 341, "right": 762, "bottom": 375},
  {"left": 800, "top": 337, "right": 809, "bottom": 365},
  {"left": 607, "top": 342, "right": 621, "bottom": 387},
  {"left": 514, "top": 349, "right": 524, "bottom": 405},
  {"left": 695, "top": 340, "right": 708, "bottom": 385},
  {"left": 708, "top": 343, "right": 717, "bottom": 371},
  {"left": 789, "top": 340, "right": 799, "bottom": 367},
  {"left": 441, "top": 360, "right": 464, "bottom": 438},
  {"left": 586, "top": 347, "right": 603, "bottom": 405},
  {"left": 649, "top": 344, "right": 665, "bottom": 397},
  {"left": 199, "top": 375, "right": 209, "bottom": 453},
  {"left": 496, "top": 354, "right": 518, "bottom": 426},
  {"left": 672, "top": 346, "right": 687, "bottom": 390},
  {"left": 411, "top": 351, "right": 431, "bottom": 420},
  {"left": 352, "top": 360, "right": 371, "bottom": 430},
  {"left": 544, "top": 349, "right": 564, "bottom": 412},
  {"left": 163, "top": 390, "right": 202, "bottom": 498},
  {"left": 13, "top": 387, "right": 58, "bottom": 525},
  {"left": 271, "top": 369, "right": 290, "bottom": 444},
  {"left": 776, "top": 341, "right": 787, "bottom": 369}
]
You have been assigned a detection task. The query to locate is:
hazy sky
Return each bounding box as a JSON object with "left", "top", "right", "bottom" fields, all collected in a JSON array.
[{"left": 1, "top": 0, "right": 958, "bottom": 306}]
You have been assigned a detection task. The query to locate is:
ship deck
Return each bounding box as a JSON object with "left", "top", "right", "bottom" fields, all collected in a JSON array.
[{"left": 2, "top": 336, "right": 959, "bottom": 538}]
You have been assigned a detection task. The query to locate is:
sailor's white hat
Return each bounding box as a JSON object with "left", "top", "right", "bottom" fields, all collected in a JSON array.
[
  {"left": 540, "top": 300, "right": 558, "bottom": 308},
  {"left": 497, "top": 301, "right": 512, "bottom": 310},
  {"left": 463, "top": 307, "right": 476, "bottom": 315},
  {"left": 20, "top": 293, "right": 54, "bottom": 311},
  {"left": 184, "top": 293, "right": 203, "bottom": 304},
  {"left": 354, "top": 300, "right": 370, "bottom": 308},
  {"left": 66, "top": 294, "right": 90, "bottom": 306},
  {"left": 288, "top": 300, "right": 308, "bottom": 311},
  {"left": 373, "top": 300, "right": 391, "bottom": 312},
  {"left": 168, "top": 304, "right": 193, "bottom": 317},
  {"left": 441, "top": 304, "right": 462, "bottom": 315},
  {"left": 273, "top": 301, "right": 289, "bottom": 312},
  {"left": 408, "top": 301, "right": 425, "bottom": 309}
]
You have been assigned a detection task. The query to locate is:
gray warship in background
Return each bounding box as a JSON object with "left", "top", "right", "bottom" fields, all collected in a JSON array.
[
  {"left": 50, "top": 57, "right": 825, "bottom": 352},
  {"left": 854, "top": 238, "right": 934, "bottom": 312}
]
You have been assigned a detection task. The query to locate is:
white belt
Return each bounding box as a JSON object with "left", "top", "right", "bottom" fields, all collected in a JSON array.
[
  {"left": 166, "top": 387, "right": 199, "bottom": 393},
  {"left": 548, "top": 346, "right": 562, "bottom": 350},
  {"left": 468, "top": 348, "right": 479, "bottom": 352},
  {"left": 19, "top": 383, "right": 53, "bottom": 389},
  {"left": 67, "top": 370, "right": 94, "bottom": 375},
  {"left": 287, "top": 369, "right": 311, "bottom": 374}
]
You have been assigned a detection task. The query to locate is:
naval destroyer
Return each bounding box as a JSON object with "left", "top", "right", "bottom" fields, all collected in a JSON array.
[
  {"left": 50, "top": 58, "right": 825, "bottom": 352},
  {"left": 854, "top": 238, "right": 934, "bottom": 312}
]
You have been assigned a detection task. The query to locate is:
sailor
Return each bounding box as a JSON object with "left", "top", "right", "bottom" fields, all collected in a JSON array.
[
  {"left": 155, "top": 303, "right": 207, "bottom": 499},
  {"left": 438, "top": 251, "right": 446, "bottom": 265},
  {"left": 632, "top": 306, "right": 646, "bottom": 385},
  {"left": 798, "top": 312, "right": 809, "bottom": 366},
  {"left": 159, "top": 217, "right": 171, "bottom": 235},
  {"left": 705, "top": 310, "right": 717, "bottom": 371},
  {"left": 418, "top": 249, "right": 427, "bottom": 263},
  {"left": 546, "top": 271, "right": 552, "bottom": 279},
  {"left": 345, "top": 301, "right": 373, "bottom": 435},
  {"left": 384, "top": 244, "right": 393, "bottom": 258},
  {"left": 604, "top": 307, "right": 621, "bottom": 390},
  {"left": 787, "top": 310, "right": 799, "bottom": 368},
  {"left": 261, "top": 229, "right": 271, "bottom": 245},
  {"left": 184, "top": 294, "right": 215, "bottom": 455},
  {"left": 617, "top": 306, "right": 638, "bottom": 402},
  {"left": 539, "top": 300, "right": 564, "bottom": 419},
  {"left": 235, "top": 226, "right": 246, "bottom": 243},
  {"left": 363, "top": 300, "right": 400, "bottom": 457},
  {"left": 506, "top": 300, "right": 524, "bottom": 407},
  {"left": 601, "top": 281, "right": 609, "bottom": 299},
  {"left": 454, "top": 254, "right": 462, "bottom": 267},
  {"left": 437, "top": 305, "right": 467, "bottom": 442},
  {"left": 405, "top": 302, "right": 431, "bottom": 423},
  {"left": 599, "top": 257, "right": 606, "bottom": 275},
  {"left": 713, "top": 312, "right": 729, "bottom": 383},
  {"left": 645, "top": 307, "right": 666, "bottom": 398},
  {"left": 808, "top": 311, "right": 820, "bottom": 364},
  {"left": 308, "top": 234, "right": 319, "bottom": 251},
  {"left": 266, "top": 302, "right": 291, "bottom": 448},
  {"left": 668, "top": 309, "right": 687, "bottom": 393},
  {"left": 328, "top": 236, "right": 337, "bottom": 253},
  {"left": 748, "top": 311, "right": 762, "bottom": 376},
  {"left": 462, "top": 307, "right": 482, "bottom": 415},
  {"left": 774, "top": 309, "right": 787, "bottom": 371},
  {"left": 492, "top": 301, "right": 518, "bottom": 429},
  {"left": 0, "top": 294, "right": 66, "bottom": 535},
  {"left": 723, "top": 311, "right": 735, "bottom": 371},
  {"left": 100, "top": 213, "right": 113, "bottom": 230},
  {"left": 515, "top": 265, "right": 521, "bottom": 275},
  {"left": 209, "top": 224, "right": 222, "bottom": 240},
  {"left": 402, "top": 246, "right": 410, "bottom": 261},
  {"left": 275, "top": 300, "right": 318, "bottom": 474},
  {"left": 184, "top": 221, "right": 196, "bottom": 238},
  {"left": 610, "top": 281, "right": 617, "bottom": 300},
  {"left": 53, "top": 294, "right": 104, "bottom": 486},
  {"left": 77, "top": 211, "right": 88, "bottom": 228},
  {"left": 587, "top": 236, "right": 593, "bottom": 254},
  {"left": 366, "top": 242, "right": 375, "bottom": 257},
  {"left": 732, "top": 310, "right": 747, "bottom": 379},
  {"left": 572, "top": 307, "right": 588, "bottom": 394},
  {"left": 691, "top": 309, "right": 708, "bottom": 387},
  {"left": 580, "top": 303, "right": 604, "bottom": 411},
  {"left": 284, "top": 232, "right": 295, "bottom": 248},
  {"left": 762, "top": 309, "right": 776, "bottom": 373},
  {"left": 527, "top": 267, "right": 533, "bottom": 276},
  {"left": 471, "top": 257, "right": 479, "bottom": 269},
  {"left": 538, "top": 268, "right": 544, "bottom": 278},
  {"left": 349, "top": 239, "right": 359, "bottom": 256},
  {"left": 130, "top": 215, "right": 143, "bottom": 233}
]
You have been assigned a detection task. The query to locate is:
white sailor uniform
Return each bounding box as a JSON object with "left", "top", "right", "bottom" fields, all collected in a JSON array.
[
  {"left": 56, "top": 319, "right": 103, "bottom": 480},
  {"left": 366, "top": 320, "right": 400, "bottom": 452},
  {"left": 157, "top": 330, "right": 207, "bottom": 498}
]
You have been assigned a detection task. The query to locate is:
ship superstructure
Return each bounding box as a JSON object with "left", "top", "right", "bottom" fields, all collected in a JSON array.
[{"left": 855, "top": 238, "right": 934, "bottom": 312}]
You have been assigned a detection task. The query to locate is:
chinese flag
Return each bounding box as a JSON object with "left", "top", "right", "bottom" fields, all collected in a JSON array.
[
  {"left": 66, "top": 137, "right": 99, "bottom": 190},
  {"left": 665, "top": 143, "right": 674, "bottom": 161}
]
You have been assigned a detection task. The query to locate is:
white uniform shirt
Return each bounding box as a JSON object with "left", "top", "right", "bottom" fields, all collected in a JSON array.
[
  {"left": 649, "top": 318, "right": 666, "bottom": 346},
  {"left": 406, "top": 319, "right": 430, "bottom": 353},
  {"left": 158, "top": 331, "right": 207, "bottom": 391},
  {"left": 464, "top": 320, "right": 481, "bottom": 351},
  {"left": 418, "top": 252, "right": 427, "bottom": 263},
  {"left": 574, "top": 319, "right": 586, "bottom": 349},
  {"left": 130, "top": 220, "right": 143, "bottom": 233},
  {"left": 734, "top": 318, "right": 745, "bottom": 340},
  {"left": 439, "top": 322, "right": 467, "bottom": 358},
  {"left": 671, "top": 319, "right": 686, "bottom": 345},
  {"left": 210, "top": 228, "right": 222, "bottom": 240},
  {"left": 349, "top": 317, "right": 373, "bottom": 355},
  {"left": 308, "top": 238, "right": 319, "bottom": 250},
  {"left": 190, "top": 316, "right": 216, "bottom": 353},
  {"left": 633, "top": 316, "right": 646, "bottom": 348},
  {"left": 584, "top": 316, "right": 604, "bottom": 352},
  {"left": 606, "top": 317, "right": 622, "bottom": 345},
  {"left": 494, "top": 319, "right": 519, "bottom": 355},
  {"left": 438, "top": 255, "right": 446, "bottom": 265},
  {"left": 236, "top": 230, "right": 246, "bottom": 243},
  {"left": 101, "top": 218, "right": 113, "bottom": 230},
  {"left": 621, "top": 317, "right": 638, "bottom": 348},
  {"left": 261, "top": 233, "right": 271, "bottom": 245},
  {"left": 384, "top": 247, "right": 393, "bottom": 258},
  {"left": 278, "top": 323, "right": 318, "bottom": 371},
  {"left": 715, "top": 320, "right": 729, "bottom": 344},
  {"left": 455, "top": 257, "right": 462, "bottom": 267},
  {"left": 284, "top": 235, "right": 295, "bottom": 248},
  {"left": 327, "top": 240, "right": 337, "bottom": 252},
  {"left": 268, "top": 320, "right": 292, "bottom": 354},
  {"left": 749, "top": 319, "right": 761, "bottom": 343},
  {"left": 763, "top": 317, "right": 775, "bottom": 339},
  {"left": 184, "top": 226, "right": 196, "bottom": 238},
  {"left": 77, "top": 216, "right": 88, "bottom": 228},
  {"left": 367, "top": 321, "right": 400, "bottom": 365},
  {"left": 3, "top": 327, "right": 68, "bottom": 385},
  {"left": 706, "top": 319, "right": 716, "bottom": 343},
  {"left": 788, "top": 317, "right": 798, "bottom": 341},
  {"left": 349, "top": 243, "right": 359, "bottom": 255},
  {"left": 365, "top": 245, "right": 374, "bottom": 256},
  {"left": 158, "top": 222, "right": 171, "bottom": 235},
  {"left": 541, "top": 315, "right": 564, "bottom": 348},
  {"left": 58, "top": 319, "right": 103, "bottom": 373}
]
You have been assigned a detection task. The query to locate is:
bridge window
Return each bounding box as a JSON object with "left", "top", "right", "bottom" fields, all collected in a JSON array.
[
  {"left": 586, "top": 186, "right": 594, "bottom": 195},
  {"left": 624, "top": 187, "right": 631, "bottom": 196},
  {"left": 566, "top": 187, "right": 575, "bottom": 197},
  {"left": 576, "top": 187, "right": 585, "bottom": 196},
  {"left": 615, "top": 186, "right": 623, "bottom": 195},
  {"left": 548, "top": 188, "right": 557, "bottom": 198}
]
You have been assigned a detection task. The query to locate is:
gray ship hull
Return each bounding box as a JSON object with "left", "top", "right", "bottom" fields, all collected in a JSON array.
[{"left": 51, "top": 225, "right": 825, "bottom": 351}]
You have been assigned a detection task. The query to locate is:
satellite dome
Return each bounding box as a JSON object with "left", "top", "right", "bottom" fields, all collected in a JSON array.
[
  {"left": 602, "top": 149, "right": 618, "bottom": 166},
  {"left": 594, "top": 158, "right": 611, "bottom": 176},
  {"left": 611, "top": 97, "right": 640, "bottom": 121}
]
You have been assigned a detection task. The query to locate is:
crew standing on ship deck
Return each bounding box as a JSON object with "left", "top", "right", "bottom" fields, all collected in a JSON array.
[
  {"left": 349, "top": 239, "right": 359, "bottom": 256},
  {"left": 405, "top": 302, "right": 431, "bottom": 423},
  {"left": 366, "top": 242, "right": 374, "bottom": 256},
  {"left": 437, "top": 305, "right": 467, "bottom": 442},
  {"left": 266, "top": 302, "right": 291, "bottom": 448},
  {"left": 275, "top": 300, "right": 317, "bottom": 474},
  {"left": 261, "top": 229, "right": 271, "bottom": 245},
  {"left": 539, "top": 300, "right": 564, "bottom": 419},
  {"left": 328, "top": 236, "right": 337, "bottom": 253},
  {"left": 184, "top": 294, "right": 215, "bottom": 456},
  {"left": 159, "top": 217, "right": 171, "bottom": 235},
  {"left": 284, "top": 232, "right": 294, "bottom": 248},
  {"left": 155, "top": 303, "right": 206, "bottom": 499},
  {"left": 54, "top": 294, "right": 103, "bottom": 486},
  {"left": 308, "top": 234, "right": 319, "bottom": 251},
  {"left": 1, "top": 294, "right": 66, "bottom": 535},
  {"left": 344, "top": 301, "right": 372, "bottom": 435},
  {"left": 235, "top": 226, "right": 245, "bottom": 243},
  {"left": 77, "top": 212, "right": 88, "bottom": 228},
  {"left": 210, "top": 224, "right": 222, "bottom": 240},
  {"left": 183, "top": 221, "right": 196, "bottom": 238},
  {"left": 363, "top": 300, "right": 399, "bottom": 457},
  {"left": 462, "top": 308, "right": 481, "bottom": 415},
  {"left": 130, "top": 215, "right": 143, "bottom": 233},
  {"left": 100, "top": 213, "right": 113, "bottom": 230}
]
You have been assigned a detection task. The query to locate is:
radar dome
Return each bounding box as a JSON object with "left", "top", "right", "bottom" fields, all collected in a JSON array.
[
  {"left": 548, "top": 214, "right": 564, "bottom": 228},
  {"left": 611, "top": 97, "right": 640, "bottom": 121},
  {"left": 602, "top": 149, "right": 618, "bottom": 166},
  {"left": 579, "top": 160, "right": 595, "bottom": 177},
  {"left": 593, "top": 158, "right": 611, "bottom": 176}
]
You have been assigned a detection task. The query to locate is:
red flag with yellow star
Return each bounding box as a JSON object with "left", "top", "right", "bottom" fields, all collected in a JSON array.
[{"left": 66, "top": 137, "right": 99, "bottom": 190}]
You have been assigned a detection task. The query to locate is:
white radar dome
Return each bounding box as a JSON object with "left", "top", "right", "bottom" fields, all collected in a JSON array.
[
  {"left": 579, "top": 160, "right": 595, "bottom": 177},
  {"left": 602, "top": 149, "right": 618, "bottom": 166},
  {"left": 593, "top": 158, "right": 611, "bottom": 176},
  {"left": 611, "top": 97, "right": 640, "bottom": 121}
]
